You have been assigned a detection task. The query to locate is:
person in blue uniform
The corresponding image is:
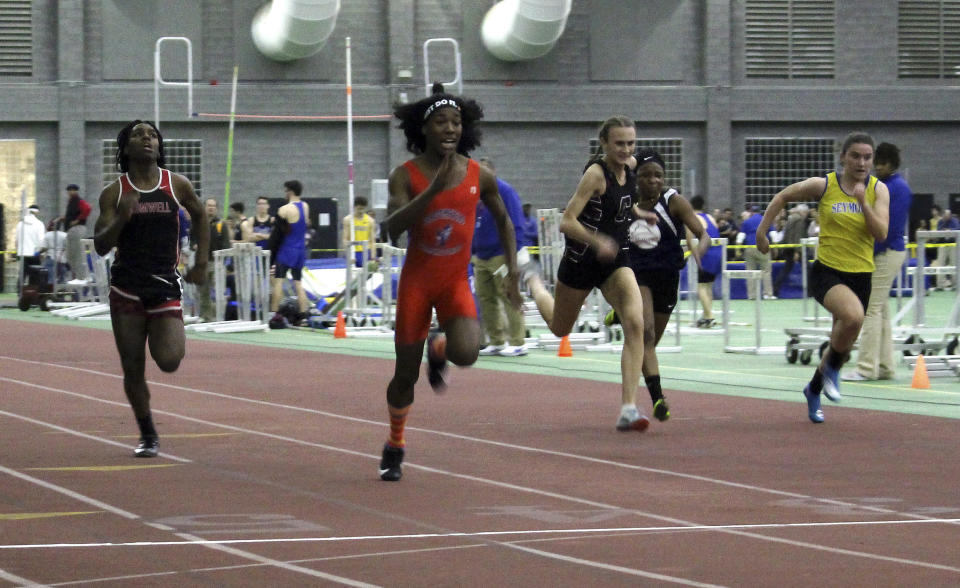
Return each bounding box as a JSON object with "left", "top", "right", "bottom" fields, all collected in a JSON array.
[
  {"left": 94, "top": 119, "right": 209, "bottom": 457},
  {"left": 689, "top": 195, "right": 722, "bottom": 328},
  {"left": 270, "top": 180, "right": 310, "bottom": 314}
]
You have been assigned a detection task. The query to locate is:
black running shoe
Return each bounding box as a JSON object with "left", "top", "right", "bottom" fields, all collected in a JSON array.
[
  {"left": 653, "top": 398, "right": 671, "bottom": 422},
  {"left": 379, "top": 443, "right": 404, "bottom": 481},
  {"left": 134, "top": 436, "right": 159, "bottom": 458},
  {"left": 426, "top": 332, "right": 448, "bottom": 393}
]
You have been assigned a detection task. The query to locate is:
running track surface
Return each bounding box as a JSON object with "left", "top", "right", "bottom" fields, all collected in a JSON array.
[{"left": 1, "top": 318, "right": 959, "bottom": 587}]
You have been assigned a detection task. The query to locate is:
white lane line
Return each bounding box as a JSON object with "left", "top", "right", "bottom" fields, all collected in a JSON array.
[
  {"left": 5, "top": 517, "right": 960, "bottom": 550},
  {"left": 4, "top": 367, "right": 946, "bottom": 526},
  {"left": 0, "top": 465, "right": 377, "bottom": 587},
  {"left": 0, "top": 567, "right": 46, "bottom": 586},
  {"left": 0, "top": 407, "right": 192, "bottom": 464},
  {"left": 4, "top": 358, "right": 960, "bottom": 576}
]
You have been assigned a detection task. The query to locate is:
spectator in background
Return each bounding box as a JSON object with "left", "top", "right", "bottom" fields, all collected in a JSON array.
[
  {"left": 739, "top": 206, "right": 775, "bottom": 299},
  {"left": 341, "top": 195, "right": 378, "bottom": 267},
  {"left": 474, "top": 157, "right": 528, "bottom": 357},
  {"left": 40, "top": 219, "right": 69, "bottom": 286},
  {"left": 178, "top": 207, "right": 191, "bottom": 252},
  {"left": 807, "top": 208, "right": 820, "bottom": 238},
  {"left": 196, "top": 197, "right": 231, "bottom": 321},
  {"left": 929, "top": 205, "right": 943, "bottom": 238},
  {"left": 227, "top": 202, "right": 246, "bottom": 243},
  {"left": 772, "top": 203, "right": 809, "bottom": 298},
  {"left": 15, "top": 204, "right": 46, "bottom": 265},
  {"left": 521, "top": 203, "right": 539, "bottom": 259},
  {"left": 61, "top": 184, "right": 92, "bottom": 280},
  {"left": 845, "top": 142, "right": 912, "bottom": 381},
  {"left": 716, "top": 208, "right": 738, "bottom": 259},
  {"left": 689, "top": 196, "right": 722, "bottom": 328},
  {"left": 933, "top": 207, "right": 959, "bottom": 290},
  {"left": 240, "top": 196, "right": 275, "bottom": 249}
]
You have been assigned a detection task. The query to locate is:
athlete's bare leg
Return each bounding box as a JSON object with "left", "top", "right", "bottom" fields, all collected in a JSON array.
[{"left": 599, "top": 267, "right": 645, "bottom": 407}]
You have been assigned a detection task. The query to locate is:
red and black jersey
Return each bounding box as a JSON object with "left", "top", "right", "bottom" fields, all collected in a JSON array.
[{"left": 111, "top": 168, "right": 182, "bottom": 281}]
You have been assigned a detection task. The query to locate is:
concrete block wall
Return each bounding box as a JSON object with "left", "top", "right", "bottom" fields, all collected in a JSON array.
[{"left": 1, "top": 0, "right": 957, "bottom": 240}]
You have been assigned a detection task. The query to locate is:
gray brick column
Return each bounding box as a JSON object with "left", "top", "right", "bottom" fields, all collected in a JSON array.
[
  {"left": 387, "top": 0, "right": 416, "bottom": 170},
  {"left": 57, "top": 0, "right": 86, "bottom": 219},
  {"left": 704, "top": 0, "right": 733, "bottom": 210}
]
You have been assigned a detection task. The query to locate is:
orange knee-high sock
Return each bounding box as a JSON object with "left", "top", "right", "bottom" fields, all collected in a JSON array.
[{"left": 387, "top": 405, "right": 410, "bottom": 448}]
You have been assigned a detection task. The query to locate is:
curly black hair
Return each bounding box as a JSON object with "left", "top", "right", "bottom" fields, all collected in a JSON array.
[
  {"left": 116, "top": 119, "right": 165, "bottom": 172},
  {"left": 393, "top": 83, "right": 483, "bottom": 155}
]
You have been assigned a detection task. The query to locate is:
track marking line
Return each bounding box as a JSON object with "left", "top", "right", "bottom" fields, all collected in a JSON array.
[
  {"left": 0, "top": 406, "right": 193, "bottom": 464},
  {"left": 5, "top": 517, "right": 960, "bottom": 549},
  {"left": 115, "top": 433, "right": 238, "bottom": 439},
  {"left": 0, "top": 511, "right": 101, "bottom": 521},
  {"left": 25, "top": 465, "right": 181, "bottom": 472},
  {"left": 4, "top": 359, "right": 960, "bottom": 576},
  {"left": 0, "top": 465, "right": 378, "bottom": 587}
]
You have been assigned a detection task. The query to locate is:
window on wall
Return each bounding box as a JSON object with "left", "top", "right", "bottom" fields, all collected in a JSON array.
[
  {"left": 745, "top": 138, "right": 834, "bottom": 207},
  {"left": 744, "top": 0, "right": 835, "bottom": 78},
  {"left": 898, "top": 0, "right": 960, "bottom": 78},
  {"left": 589, "top": 138, "right": 684, "bottom": 194},
  {"left": 0, "top": 0, "right": 32, "bottom": 76},
  {"left": 102, "top": 139, "right": 203, "bottom": 197}
]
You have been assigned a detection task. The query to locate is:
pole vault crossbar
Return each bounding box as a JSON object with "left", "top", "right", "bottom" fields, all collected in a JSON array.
[{"left": 154, "top": 37, "right": 193, "bottom": 128}]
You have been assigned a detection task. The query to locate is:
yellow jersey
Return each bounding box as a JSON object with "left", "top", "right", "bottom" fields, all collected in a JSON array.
[
  {"left": 816, "top": 172, "right": 878, "bottom": 273},
  {"left": 349, "top": 214, "right": 374, "bottom": 252}
]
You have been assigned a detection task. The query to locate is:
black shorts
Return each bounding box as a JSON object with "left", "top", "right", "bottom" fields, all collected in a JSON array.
[
  {"left": 808, "top": 261, "right": 871, "bottom": 310},
  {"left": 109, "top": 270, "right": 183, "bottom": 319},
  {"left": 697, "top": 269, "right": 717, "bottom": 283},
  {"left": 557, "top": 248, "right": 629, "bottom": 291},
  {"left": 275, "top": 262, "right": 303, "bottom": 281},
  {"left": 634, "top": 268, "right": 680, "bottom": 314}
]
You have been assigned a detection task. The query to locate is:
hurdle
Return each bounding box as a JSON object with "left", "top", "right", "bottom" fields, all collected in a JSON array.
[
  {"left": 676, "top": 237, "right": 728, "bottom": 335},
  {"left": 336, "top": 242, "right": 398, "bottom": 337},
  {"left": 535, "top": 208, "right": 564, "bottom": 292},
  {"left": 49, "top": 240, "right": 112, "bottom": 320},
  {"left": 904, "top": 230, "right": 960, "bottom": 328},
  {"left": 340, "top": 240, "right": 384, "bottom": 321},
  {"left": 799, "top": 237, "right": 824, "bottom": 324},
  {"left": 188, "top": 243, "right": 270, "bottom": 333},
  {"left": 722, "top": 256, "right": 780, "bottom": 355}
]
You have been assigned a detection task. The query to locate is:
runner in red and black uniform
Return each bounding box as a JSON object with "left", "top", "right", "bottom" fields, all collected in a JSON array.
[
  {"left": 378, "top": 84, "right": 522, "bottom": 481},
  {"left": 94, "top": 120, "right": 208, "bottom": 458}
]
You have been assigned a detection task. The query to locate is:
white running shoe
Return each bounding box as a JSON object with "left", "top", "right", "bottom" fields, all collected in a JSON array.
[
  {"left": 615, "top": 407, "right": 650, "bottom": 432},
  {"left": 479, "top": 344, "right": 503, "bottom": 356},
  {"left": 498, "top": 345, "right": 527, "bottom": 357}
]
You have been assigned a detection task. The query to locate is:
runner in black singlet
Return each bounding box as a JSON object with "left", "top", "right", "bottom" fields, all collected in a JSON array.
[{"left": 94, "top": 120, "right": 209, "bottom": 458}]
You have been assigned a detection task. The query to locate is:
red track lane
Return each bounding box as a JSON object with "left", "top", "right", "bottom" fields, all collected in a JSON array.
[{"left": 1, "top": 319, "right": 959, "bottom": 586}]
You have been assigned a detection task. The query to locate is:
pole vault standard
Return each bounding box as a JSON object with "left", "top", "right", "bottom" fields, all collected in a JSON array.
[{"left": 222, "top": 66, "right": 239, "bottom": 220}]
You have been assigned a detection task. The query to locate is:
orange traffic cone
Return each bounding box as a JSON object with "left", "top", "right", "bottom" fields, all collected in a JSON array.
[
  {"left": 333, "top": 311, "right": 347, "bottom": 339},
  {"left": 557, "top": 335, "right": 573, "bottom": 357},
  {"left": 911, "top": 354, "right": 930, "bottom": 389}
]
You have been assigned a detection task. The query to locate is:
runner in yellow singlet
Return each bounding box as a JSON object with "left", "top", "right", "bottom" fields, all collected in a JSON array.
[{"left": 755, "top": 132, "right": 890, "bottom": 423}]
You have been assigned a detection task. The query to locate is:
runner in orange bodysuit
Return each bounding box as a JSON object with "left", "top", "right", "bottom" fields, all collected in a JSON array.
[{"left": 378, "top": 84, "right": 522, "bottom": 481}]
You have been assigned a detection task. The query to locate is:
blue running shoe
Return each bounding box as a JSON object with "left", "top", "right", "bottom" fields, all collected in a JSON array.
[
  {"left": 803, "top": 385, "right": 824, "bottom": 423},
  {"left": 820, "top": 365, "right": 842, "bottom": 403}
]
